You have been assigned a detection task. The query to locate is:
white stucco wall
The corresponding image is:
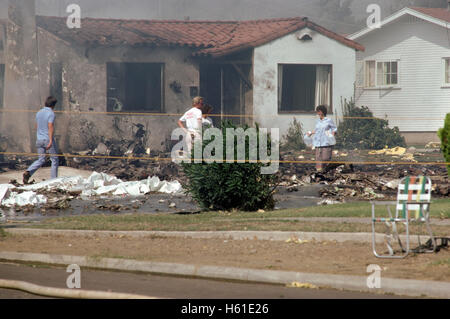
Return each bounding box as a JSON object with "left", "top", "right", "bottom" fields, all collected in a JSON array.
[
  {"left": 253, "top": 28, "right": 357, "bottom": 138},
  {"left": 354, "top": 15, "right": 450, "bottom": 133}
]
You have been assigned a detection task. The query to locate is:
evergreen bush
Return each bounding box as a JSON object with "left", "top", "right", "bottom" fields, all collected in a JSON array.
[
  {"left": 181, "top": 121, "right": 278, "bottom": 211},
  {"left": 280, "top": 118, "right": 306, "bottom": 152},
  {"left": 336, "top": 99, "right": 406, "bottom": 150}
]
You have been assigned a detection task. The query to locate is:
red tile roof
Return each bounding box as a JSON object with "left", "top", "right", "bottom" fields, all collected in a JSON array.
[
  {"left": 36, "top": 16, "right": 364, "bottom": 57},
  {"left": 409, "top": 7, "right": 450, "bottom": 23}
]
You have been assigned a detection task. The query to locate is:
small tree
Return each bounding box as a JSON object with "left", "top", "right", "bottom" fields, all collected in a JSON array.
[
  {"left": 280, "top": 118, "right": 306, "bottom": 152},
  {"left": 438, "top": 113, "right": 450, "bottom": 176},
  {"left": 336, "top": 99, "right": 406, "bottom": 150},
  {"left": 181, "top": 121, "right": 278, "bottom": 211}
]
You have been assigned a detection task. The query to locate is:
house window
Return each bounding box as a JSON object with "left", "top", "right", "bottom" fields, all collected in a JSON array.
[
  {"left": 50, "top": 63, "right": 62, "bottom": 108},
  {"left": 365, "top": 60, "right": 399, "bottom": 87},
  {"left": 107, "top": 62, "right": 164, "bottom": 113},
  {"left": 445, "top": 58, "right": 450, "bottom": 84},
  {"left": 365, "top": 61, "right": 375, "bottom": 87},
  {"left": 0, "top": 64, "right": 4, "bottom": 109},
  {"left": 278, "top": 64, "right": 331, "bottom": 113}
]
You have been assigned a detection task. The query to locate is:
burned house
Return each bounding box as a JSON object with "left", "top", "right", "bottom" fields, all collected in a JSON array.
[{"left": 0, "top": 1, "right": 363, "bottom": 154}]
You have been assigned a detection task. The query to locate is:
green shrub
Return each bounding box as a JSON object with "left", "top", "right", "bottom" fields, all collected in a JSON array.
[
  {"left": 280, "top": 117, "right": 306, "bottom": 152},
  {"left": 336, "top": 99, "right": 406, "bottom": 150},
  {"left": 181, "top": 121, "right": 278, "bottom": 211},
  {"left": 438, "top": 113, "right": 450, "bottom": 176}
]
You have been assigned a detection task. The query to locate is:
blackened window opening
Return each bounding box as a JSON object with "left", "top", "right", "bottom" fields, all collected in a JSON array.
[
  {"left": 50, "top": 63, "right": 62, "bottom": 109},
  {"left": 107, "top": 62, "right": 163, "bottom": 113},
  {"left": 278, "top": 64, "right": 331, "bottom": 113},
  {"left": 0, "top": 64, "right": 4, "bottom": 109}
]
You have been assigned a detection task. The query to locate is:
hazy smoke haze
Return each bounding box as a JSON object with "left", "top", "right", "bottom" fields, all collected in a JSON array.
[{"left": 0, "top": 0, "right": 447, "bottom": 33}]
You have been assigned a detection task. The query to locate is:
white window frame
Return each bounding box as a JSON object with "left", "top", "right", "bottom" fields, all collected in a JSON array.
[
  {"left": 364, "top": 59, "right": 400, "bottom": 89},
  {"left": 443, "top": 57, "right": 450, "bottom": 87}
]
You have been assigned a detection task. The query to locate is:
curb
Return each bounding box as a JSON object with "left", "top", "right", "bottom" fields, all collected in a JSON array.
[
  {"left": 5, "top": 228, "right": 426, "bottom": 244},
  {"left": 0, "top": 251, "right": 449, "bottom": 298}
]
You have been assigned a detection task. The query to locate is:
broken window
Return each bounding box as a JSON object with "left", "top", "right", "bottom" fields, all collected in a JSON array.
[
  {"left": 107, "top": 62, "right": 164, "bottom": 113},
  {"left": 50, "top": 62, "right": 62, "bottom": 108},
  {"left": 0, "top": 64, "right": 4, "bottom": 109},
  {"left": 278, "top": 64, "right": 331, "bottom": 113},
  {"left": 200, "top": 63, "right": 251, "bottom": 125}
]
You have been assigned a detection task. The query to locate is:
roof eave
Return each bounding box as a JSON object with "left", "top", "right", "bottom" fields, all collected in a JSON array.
[
  {"left": 204, "top": 20, "right": 365, "bottom": 57},
  {"left": 305, "top": 21, "right": 365, "bottom": 51},
  {"left": 349, "top": 7, "right": 450, "bottom": 40}
]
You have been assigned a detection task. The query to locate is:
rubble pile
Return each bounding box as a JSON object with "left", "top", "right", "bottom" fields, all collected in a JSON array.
[
  {"left": 65, "top": 152, "right": 183, "bottom": 184},
  {"left": 63, "top": 123, "right": 184, "bottom": 183},
  {"left": 0, "top": 144, "right": 447, "bottom": 212},
  {"left": 279, "top": 150, "right": 449, "bottom": 202}
]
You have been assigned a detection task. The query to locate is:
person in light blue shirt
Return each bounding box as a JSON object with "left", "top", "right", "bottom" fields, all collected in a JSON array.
[
  {"left": 307, "top": 105, "right": 337, "bottom": 172},
  {"left": 23, "top": 96, "right": 59, "bottom": 184}
]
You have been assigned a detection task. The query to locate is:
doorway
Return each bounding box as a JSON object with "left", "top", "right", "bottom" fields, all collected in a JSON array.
[{"left": 200, "top": 63, "right": 251, "bottom": 126}]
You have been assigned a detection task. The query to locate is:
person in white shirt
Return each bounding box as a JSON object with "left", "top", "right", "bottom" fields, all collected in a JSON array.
[
  {"left": 202, "top": 104, "right": 214, "bottom": 128},
  {"left": 178, "top": 96, "right": 204, "bottom": 156}
]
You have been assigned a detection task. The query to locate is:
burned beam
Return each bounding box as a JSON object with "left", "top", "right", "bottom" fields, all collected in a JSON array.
[{"left": 231, "top": 63, "right": 252, "bottom": 90}]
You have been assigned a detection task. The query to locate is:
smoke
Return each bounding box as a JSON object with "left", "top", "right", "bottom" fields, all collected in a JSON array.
[{"left": 0, "top": 1, "right": 447, "bottom": 33}]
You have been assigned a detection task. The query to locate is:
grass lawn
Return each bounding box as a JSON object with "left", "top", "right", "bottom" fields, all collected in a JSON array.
[{"left": 21, "top": 199, "right": 450, "bottom": 234}]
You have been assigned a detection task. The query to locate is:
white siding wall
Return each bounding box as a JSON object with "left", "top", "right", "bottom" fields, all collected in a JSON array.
[
  {"left": 253, "top": 29, "right": 356, "bottom": 138},
  {"left": 355, "top": 15, "right": 450, "bottom": 132}
]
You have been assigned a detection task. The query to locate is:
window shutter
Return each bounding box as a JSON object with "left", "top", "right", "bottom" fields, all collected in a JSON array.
[{"left": 354, "top": 60, "right": 364, "bottom": 101}]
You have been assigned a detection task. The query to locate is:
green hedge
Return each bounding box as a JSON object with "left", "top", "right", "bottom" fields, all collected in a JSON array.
[
  {"left": 336, "top": 99, "right": 406, "bottom": 150},
  {"left": 181, "top": 121, "right": 278, "bottom": 211},
  {"left": 280, "top": 118, "right": 306, "bottom": 152}
]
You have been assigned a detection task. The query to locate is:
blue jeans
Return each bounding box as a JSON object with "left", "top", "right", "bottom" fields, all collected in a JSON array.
[{"left": 27, "top": 139, "right": 59, "bottom": 179}]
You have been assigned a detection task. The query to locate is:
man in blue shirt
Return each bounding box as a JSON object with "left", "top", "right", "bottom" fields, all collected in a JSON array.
[{"left": 23, "top": 96, "right": 59, "bottom": 184}]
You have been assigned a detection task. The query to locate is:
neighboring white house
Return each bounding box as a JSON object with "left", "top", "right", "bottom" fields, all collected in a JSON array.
[{"left": 349, "top": 7, "right": 450, "bottom": 144}]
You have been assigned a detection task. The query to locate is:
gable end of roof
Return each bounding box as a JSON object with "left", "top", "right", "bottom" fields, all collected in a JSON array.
[{"left": 349, "top": 6, "right": 450, "bottom": 40}]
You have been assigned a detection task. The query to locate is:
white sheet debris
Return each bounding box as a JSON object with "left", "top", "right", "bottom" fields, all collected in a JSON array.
[
  {"left": 0, "top": 184, "right": 14, "bottom": 203},
  {"left": 0, "top": 172, "right": 183, "bottom": 207},
  {"left": 2, "top": 191, "right": 47, "bottom": 207},
  {"left": 146, "top": 176, "right": 182, "bottom": 194},
  {"left": 19, "top": 176, "right": 85, "bottom": 192},
  {"left": 86, "top": 172, "right": 122, "bottom": 188},
  {"left": 385, "top": 179, "right": 400, "bottom": 190},
  {"left": 317, "top": 199, "right": 342, "bottom": 206},
  {"left": 159, "top": 180, "right": 182, "bottom": 194},
  {"left": 147, "top": 176, "right": 163, "bottom": 192}
]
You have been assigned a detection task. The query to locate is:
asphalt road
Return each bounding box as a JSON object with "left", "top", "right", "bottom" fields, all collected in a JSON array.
[{"left": 0, "top": 262, "right": 407, "bottom": 300}]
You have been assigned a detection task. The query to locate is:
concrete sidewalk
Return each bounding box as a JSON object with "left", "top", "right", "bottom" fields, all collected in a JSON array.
[
  {"left": 4, "top": 227, "right": 435, "bottom": 245},
  {"left": 1, "top": 228, "right": 449, "bottom": 298},
  {"left": 221, "top": 216, "right": 450, "bottom": 226}
]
